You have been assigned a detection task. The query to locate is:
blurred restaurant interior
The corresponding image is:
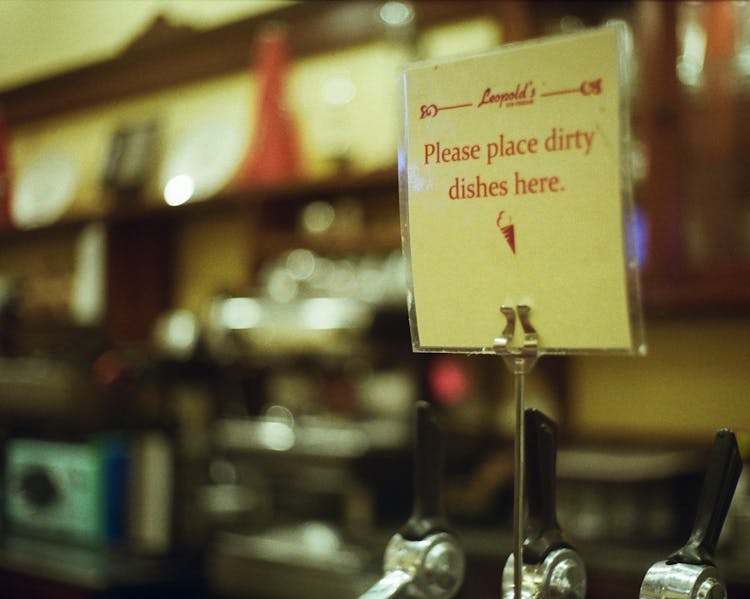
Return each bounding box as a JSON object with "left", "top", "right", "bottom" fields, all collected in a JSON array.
[{"left": 0, "top": 1, "right": 748, "bottom": 597}]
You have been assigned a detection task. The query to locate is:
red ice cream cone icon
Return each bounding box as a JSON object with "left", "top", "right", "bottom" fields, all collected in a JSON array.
[
  {"left": 496, "top": 211, "right": 516, "bottom": 254},
  {"left": 501, "top": 224, "right": 516, "bottom": 254}
]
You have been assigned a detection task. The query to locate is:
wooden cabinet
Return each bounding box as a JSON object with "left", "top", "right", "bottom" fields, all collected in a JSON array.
[{"left": 633, "top": 2, "right": 750, "bottom": 313}]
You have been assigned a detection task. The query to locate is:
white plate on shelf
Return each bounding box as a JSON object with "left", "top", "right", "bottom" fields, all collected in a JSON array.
[
  {"left": 11, "top": 149, "right": 79, "bottom": 229},
  {"left": 159, "top": 114, "right": 248, "bottom": 206}
]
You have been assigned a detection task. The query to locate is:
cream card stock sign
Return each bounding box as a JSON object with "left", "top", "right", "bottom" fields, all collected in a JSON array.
[{"left": 400, "top": 25, "right": 644, "bottom": 354}]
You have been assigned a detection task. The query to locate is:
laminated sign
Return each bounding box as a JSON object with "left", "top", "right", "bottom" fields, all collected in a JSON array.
[{"left": 400, "top": 24, "right": 644, "bottom": 355}]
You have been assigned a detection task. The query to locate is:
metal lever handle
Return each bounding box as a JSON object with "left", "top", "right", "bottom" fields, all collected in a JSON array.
[
  {"left": 523, "top": 408, "right": 567, "bottom": 563},
  {"left": 359, "top": 570, "right": 412, "bottom": 599},
  {"left": 669, "top": 428, "right": 743, "bottom": 567},
  {"left": 360, "top": 401, "right": 464, "bottom": 599},
  {"left": 401, "top": 400, "right": 447, "bottom": 541},
  {"left": 640, "top": 429, "right": 743, "bottom": 599},
  {"left": 502, "top": 409, "right": 586, "bottom": 599}
]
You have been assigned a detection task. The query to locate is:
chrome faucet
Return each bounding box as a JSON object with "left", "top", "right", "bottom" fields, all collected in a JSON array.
[
  {"left": 501, "top": 409, "right": 586, "bottom": 599},
  {"left": 640, "top": 429, "right": 743, "bottom": 599},
  {"left": 360, "top": 401, "right": 464, "bottom": 599}
]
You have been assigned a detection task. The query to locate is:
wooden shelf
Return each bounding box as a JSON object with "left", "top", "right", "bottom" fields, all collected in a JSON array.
[
  {"left": 0, "top": 166, "right": 398, "bottom": 239},
  {"left": 258, "top": 224, "right": 402, "bottom": 259},
  {"left": 644, "top": 263, "right": 750, "bottom": 316}
]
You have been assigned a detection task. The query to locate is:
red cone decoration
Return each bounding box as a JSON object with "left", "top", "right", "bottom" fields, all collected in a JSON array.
[{"left": 236, "top": 26, "right": 302, "bottom": 186}]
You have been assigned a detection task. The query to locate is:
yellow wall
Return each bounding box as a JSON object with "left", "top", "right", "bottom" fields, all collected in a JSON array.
[
  {"left": 568, "top": 318, "right": 750, "bottom": 443},
  {"left": 0, "top": 0, "right": 292, "bottom": 90}
]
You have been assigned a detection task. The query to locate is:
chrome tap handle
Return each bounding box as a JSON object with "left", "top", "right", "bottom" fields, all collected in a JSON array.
[
  {"left": 523, "top": 408, "right": 567, "bottom": 563},
  {"left": 359, "top": 569, "right": 412, "bottom": 599},
  {"left": 502, "top": 409, "right": 585, "bottom": 599},
  {"left": 670, "top": 429, "right": 742, "bottom": 566},
  {"left": 401, "top": 401, "right": 447, "bottom": 541},
  {"left": 360, "top": 401, "right": 464, "bottom": 599},
  {"left": 360, "top": 532, "right": 464, "bottom": 599},
  {"left": 640, "top": 429, "right": 743, "bottom": 599}
]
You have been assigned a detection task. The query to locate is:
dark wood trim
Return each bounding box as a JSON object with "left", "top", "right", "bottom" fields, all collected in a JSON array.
[
  {"left": 105, "top": 218, "right": 173, "bottom": 345},
  {"left": 107, "top": 166, "right": 398, "bottom": 225},
  {"left": 635, "top": 1, "right": 685, "bottom": 282},
  {"left": 644, "top": 264, "right": 750, "bottom": 317},
  {"left": 0, "top": 1, "right": 507, "bottom": 127}
]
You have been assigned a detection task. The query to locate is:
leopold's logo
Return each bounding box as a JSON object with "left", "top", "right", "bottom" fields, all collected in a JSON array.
[{"left": 478, "top": 81, "right": 536, "bottom": 109}]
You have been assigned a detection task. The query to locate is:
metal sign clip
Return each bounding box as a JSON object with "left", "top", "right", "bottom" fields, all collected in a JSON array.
[{"left": 494, "top": 305, "right": 539, "bottom": 371}]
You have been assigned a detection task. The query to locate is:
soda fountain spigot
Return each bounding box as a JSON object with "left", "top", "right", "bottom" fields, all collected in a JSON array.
[
  {"left": 359, "top": 401, "right": 464, "bottom": 599},
  {"left": 501, "top": 408, "right": 586, "bottom": 599},
  {"left": 640, "top": 429, "right": 743, "bottom": 599}
]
